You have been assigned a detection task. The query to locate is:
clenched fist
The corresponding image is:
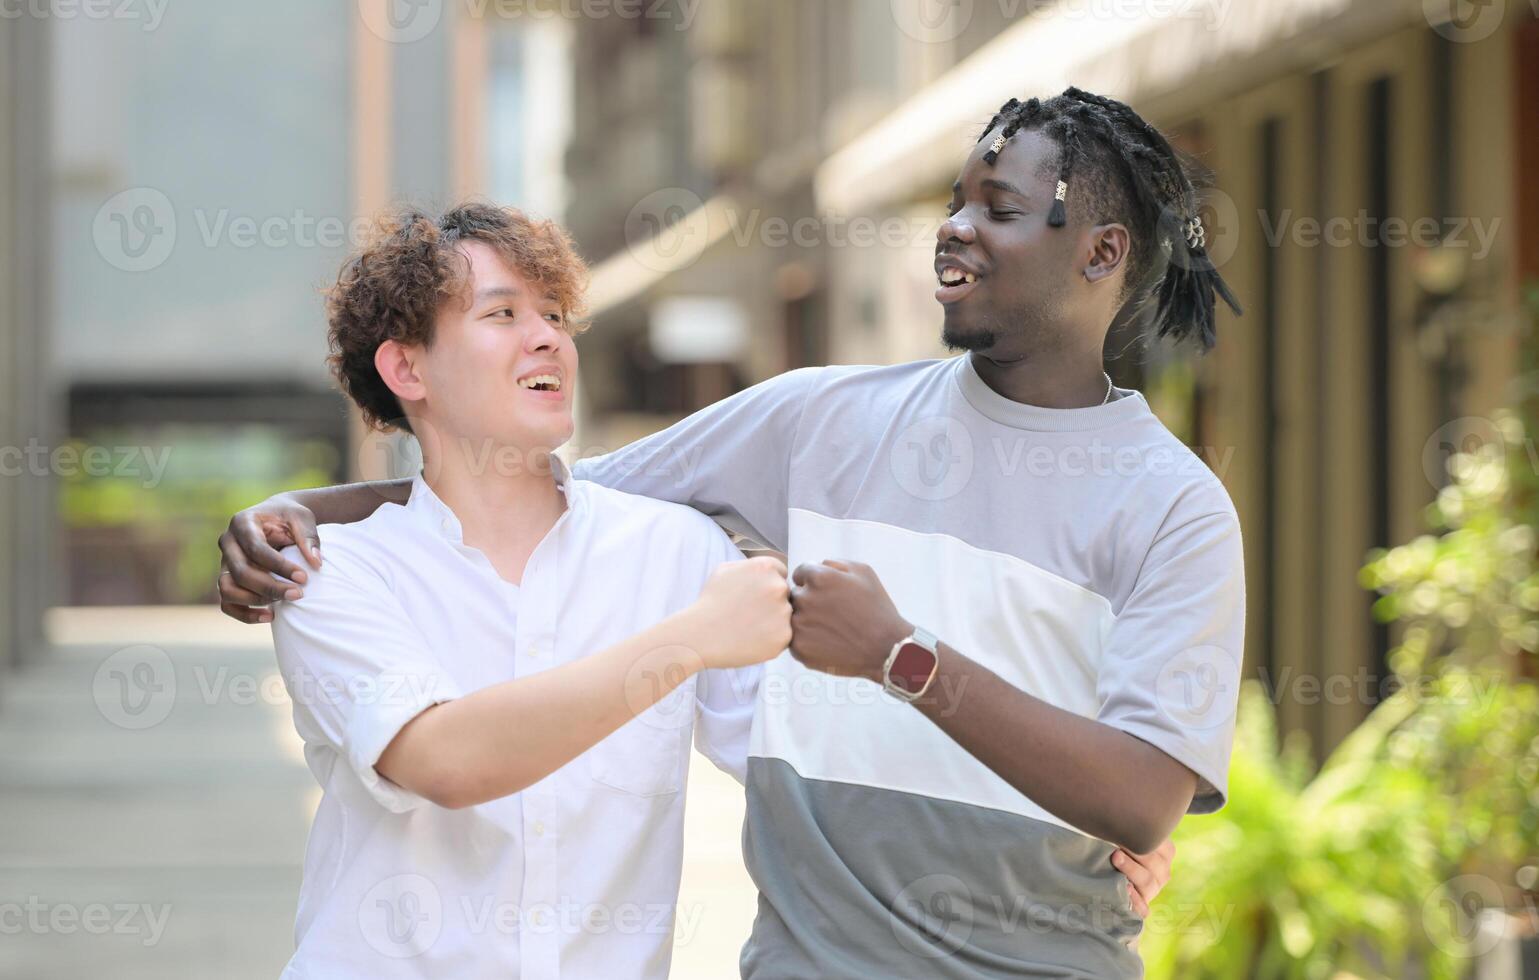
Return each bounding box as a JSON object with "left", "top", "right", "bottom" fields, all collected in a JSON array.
[{"left": 685, "top": 556, "right": 794, "bottom": 670}]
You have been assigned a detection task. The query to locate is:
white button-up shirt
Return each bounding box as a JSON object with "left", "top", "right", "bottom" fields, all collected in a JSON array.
[{"left": 271, "top": 461, "right": 758, "bottom": 979}]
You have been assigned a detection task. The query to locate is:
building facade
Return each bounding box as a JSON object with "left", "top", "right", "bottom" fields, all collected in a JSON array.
[
  {"left": 1, "top": 14, "right": 55, "bottom": 673},
  {"left": 568, "top": 0, "right": 1539, "bottom": 754}
]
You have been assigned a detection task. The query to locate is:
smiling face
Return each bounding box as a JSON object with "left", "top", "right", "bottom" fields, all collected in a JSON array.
[
  {"left": 384, "top": 240, "right": 578, "bottom": 457},
  {"left": 936, "top": 127, "right": 1125, "bottom": 361}
]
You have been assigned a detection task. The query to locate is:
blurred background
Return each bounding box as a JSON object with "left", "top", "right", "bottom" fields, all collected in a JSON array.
[{"left": 2, "top": 0, "right": 1539, "bottom": 976}]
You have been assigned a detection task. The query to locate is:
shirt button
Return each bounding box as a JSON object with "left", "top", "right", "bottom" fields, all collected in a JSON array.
[
  {"left": 533, "top": 821, "right": 546, "bottom": 837},
  {"left": 440, "top": 518, "right": 452, "bottom": 532}
]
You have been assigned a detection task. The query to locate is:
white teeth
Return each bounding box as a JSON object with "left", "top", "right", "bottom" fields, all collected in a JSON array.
[
  {"left": 938, "top": 266, "right": 975, "bottom": 287},
  {"left": 964, "top": 274, "right": 976, "bottom": 283},
  {"left": 519, "top": 374, "right": 561, "bottom": 390}
]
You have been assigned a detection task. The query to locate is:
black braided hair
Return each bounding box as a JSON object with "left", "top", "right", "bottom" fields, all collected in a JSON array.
[{"left": 975, "top": 87, "right": 1243, "bottom": 350}]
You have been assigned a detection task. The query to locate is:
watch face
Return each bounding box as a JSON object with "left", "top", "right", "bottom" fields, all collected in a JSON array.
[{"left": 889, "top": 641, "right": 938, "bottom": 695}]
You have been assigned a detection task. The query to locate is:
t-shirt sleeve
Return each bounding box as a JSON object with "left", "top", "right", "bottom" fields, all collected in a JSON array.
[
  {"left": 270, "top": 537, "right": 464, "bottom": 814},
  {"left": 570, "top": 366, "right": 822, "bottom": 552},
  {"left": 1094, "top": 507, "right": 1246, "bottom": 814},
  {"left": 689, "top": 520, "right": 762, "bottom": 784}
]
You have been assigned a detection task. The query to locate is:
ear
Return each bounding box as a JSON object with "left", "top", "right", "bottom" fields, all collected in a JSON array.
[
  {"left": 1083, "top": 223, "right": 1130, "bottom": 287},
  {"left": 374, "top": 340, "right": 428, "bottom": 406}
]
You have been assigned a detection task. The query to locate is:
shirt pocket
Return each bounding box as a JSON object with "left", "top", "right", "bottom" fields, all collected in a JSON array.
[{"left": 586, "top": 679, "right": 693, "bottom": 798}]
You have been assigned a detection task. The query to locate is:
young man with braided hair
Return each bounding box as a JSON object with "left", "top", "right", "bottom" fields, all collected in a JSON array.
[{"left": 220, "top": 88, "right": 1242, "bottom": 976}]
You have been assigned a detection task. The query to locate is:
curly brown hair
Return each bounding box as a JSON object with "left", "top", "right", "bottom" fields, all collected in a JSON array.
[{"left": 325, "top": 202, "right": 590, "bottom": 433}]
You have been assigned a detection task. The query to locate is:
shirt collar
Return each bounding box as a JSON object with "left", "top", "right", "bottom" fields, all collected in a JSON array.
[
  {"left": 406, "top": 454, "right": 583, "bottom": 544},
  {"left": 953, "top": 353, "right": 1149, "bottom": 432}
]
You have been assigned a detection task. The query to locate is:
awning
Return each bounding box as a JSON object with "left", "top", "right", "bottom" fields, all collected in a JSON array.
[
  {"left": 814, "top": 0, "right": 1422, "bottom": 214},
  {"left": 587, "top": 194, "right": 742, "bottom": 316}
]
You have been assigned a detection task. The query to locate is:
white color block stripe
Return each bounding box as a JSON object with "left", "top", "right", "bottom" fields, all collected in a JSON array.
[{"left": 750, "top": 509, "right": 1115, "bottom": 834}]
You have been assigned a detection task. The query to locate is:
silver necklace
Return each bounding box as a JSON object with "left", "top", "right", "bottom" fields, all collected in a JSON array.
[{"left": 1100, "top": 371, "right": 1113, "bottom": 406}]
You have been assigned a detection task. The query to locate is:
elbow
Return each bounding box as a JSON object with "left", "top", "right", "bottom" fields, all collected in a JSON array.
[
  {"left": 413, "top": 766, "right": 533, "bottom": 811},
  {"left": 1114, "top": 822, "right": 1169, "bottom": 858},
  {"left": 1106, "top": 801, "right": 1184, "bottom": 855},
  {"left": 381, "top": 758, "right": 494, "bottom": 811}
]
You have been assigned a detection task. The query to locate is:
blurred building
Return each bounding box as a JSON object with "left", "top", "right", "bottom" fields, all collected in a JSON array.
[
  {"left": 41, "top": 2, "right": 572, "bottom": 606},
  {"left": 1, "top": 14, "right": 55, "bottom": 675},
  {"left": 568, "top": 0, "right": 1539, "bottom": 754}
]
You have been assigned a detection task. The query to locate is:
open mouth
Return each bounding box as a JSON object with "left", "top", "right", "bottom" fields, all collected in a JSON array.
[
  {"left": 517, "top": 373, "right": 563, "bottom": 394},
  {"left": 934, "top": 260, "right": 982, "bottom": 303}
]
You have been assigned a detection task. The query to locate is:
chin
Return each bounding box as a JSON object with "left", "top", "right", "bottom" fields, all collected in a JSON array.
[{"left": 941, "top": 318, "right": 998, "bottom": 353}]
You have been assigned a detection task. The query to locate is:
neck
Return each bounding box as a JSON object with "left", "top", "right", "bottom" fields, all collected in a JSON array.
[
  {"left": 422, "top": 438, "right": 567, "bottom": 556},
  {"left": 968, "top": 350, "right": 1109, "bottom": 408}
]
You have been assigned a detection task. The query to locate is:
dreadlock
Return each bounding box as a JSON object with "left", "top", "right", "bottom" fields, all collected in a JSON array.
[{"left": 976, "top": 87, "right": 1242, "bottom": 350}]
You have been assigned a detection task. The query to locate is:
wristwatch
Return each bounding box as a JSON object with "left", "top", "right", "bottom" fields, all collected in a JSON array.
[{"left": 882, "top": 626, "right": 940, "bottom": 702}]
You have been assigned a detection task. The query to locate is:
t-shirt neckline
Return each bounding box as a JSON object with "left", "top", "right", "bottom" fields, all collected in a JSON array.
[{"left": 953, "top": 354, "right": 1149, "bottom": 433}]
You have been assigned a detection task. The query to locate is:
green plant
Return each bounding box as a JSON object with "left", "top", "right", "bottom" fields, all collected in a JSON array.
[{"left": 1144, "top": 404, "right": 1539, "bottom": 978}]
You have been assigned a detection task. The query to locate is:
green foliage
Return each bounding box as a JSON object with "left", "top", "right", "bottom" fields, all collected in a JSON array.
[{"left": 1144, "top": 375, "right": 1539, "bottom": 976}]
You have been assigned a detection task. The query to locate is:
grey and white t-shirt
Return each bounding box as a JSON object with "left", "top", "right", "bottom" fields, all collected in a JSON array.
[{"left": 574, "top": 354, "right": 1245, "bottom": 978}]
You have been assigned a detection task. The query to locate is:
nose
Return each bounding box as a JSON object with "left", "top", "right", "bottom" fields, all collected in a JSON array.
[
  {"left": 525, "top": 315, "right": 565, "bottom": 353},
  {"left": 938, "top": 209, "right": 976, "bottom": 246}
]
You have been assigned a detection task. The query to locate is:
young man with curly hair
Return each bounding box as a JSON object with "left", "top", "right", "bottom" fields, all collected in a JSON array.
[{"left": 261, "top": 202, "right": 792, "bottom": 978}]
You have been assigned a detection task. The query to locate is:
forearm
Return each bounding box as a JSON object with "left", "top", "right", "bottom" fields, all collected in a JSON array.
[
  {"left": 284, "top": 479, "right": 412, "bottom": 526},
  {"left": 378, "top": 609, "right": 704, "bottom": 808},
  {"left": 913, "top": 642, "right": 1196, "bottom": 853}
]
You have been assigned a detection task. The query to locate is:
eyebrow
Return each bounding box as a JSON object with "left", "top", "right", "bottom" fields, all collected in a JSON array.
[
  {"left": 950, "top": 178, "right": 1030, "bottom": 198},
  {"left": 474, "top": 287, "right": 521, "bottom": 304},
  {"left": 982, "top": 178, "right": 1027, "bottom": 197}
]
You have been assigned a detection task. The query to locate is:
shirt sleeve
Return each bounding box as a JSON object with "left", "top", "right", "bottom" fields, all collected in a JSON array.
[
  {"left": 570, "top": 366, "right": 822, "bottom": 552},
  {"left": 689, "top": 521, "right": 763, "bottom": 784},
  {"left": 1094, "top": 507, "right": 1246, "bottom": 814},
  {"left": 270, "top": 537, "right": 464, "bottom": 814}
]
